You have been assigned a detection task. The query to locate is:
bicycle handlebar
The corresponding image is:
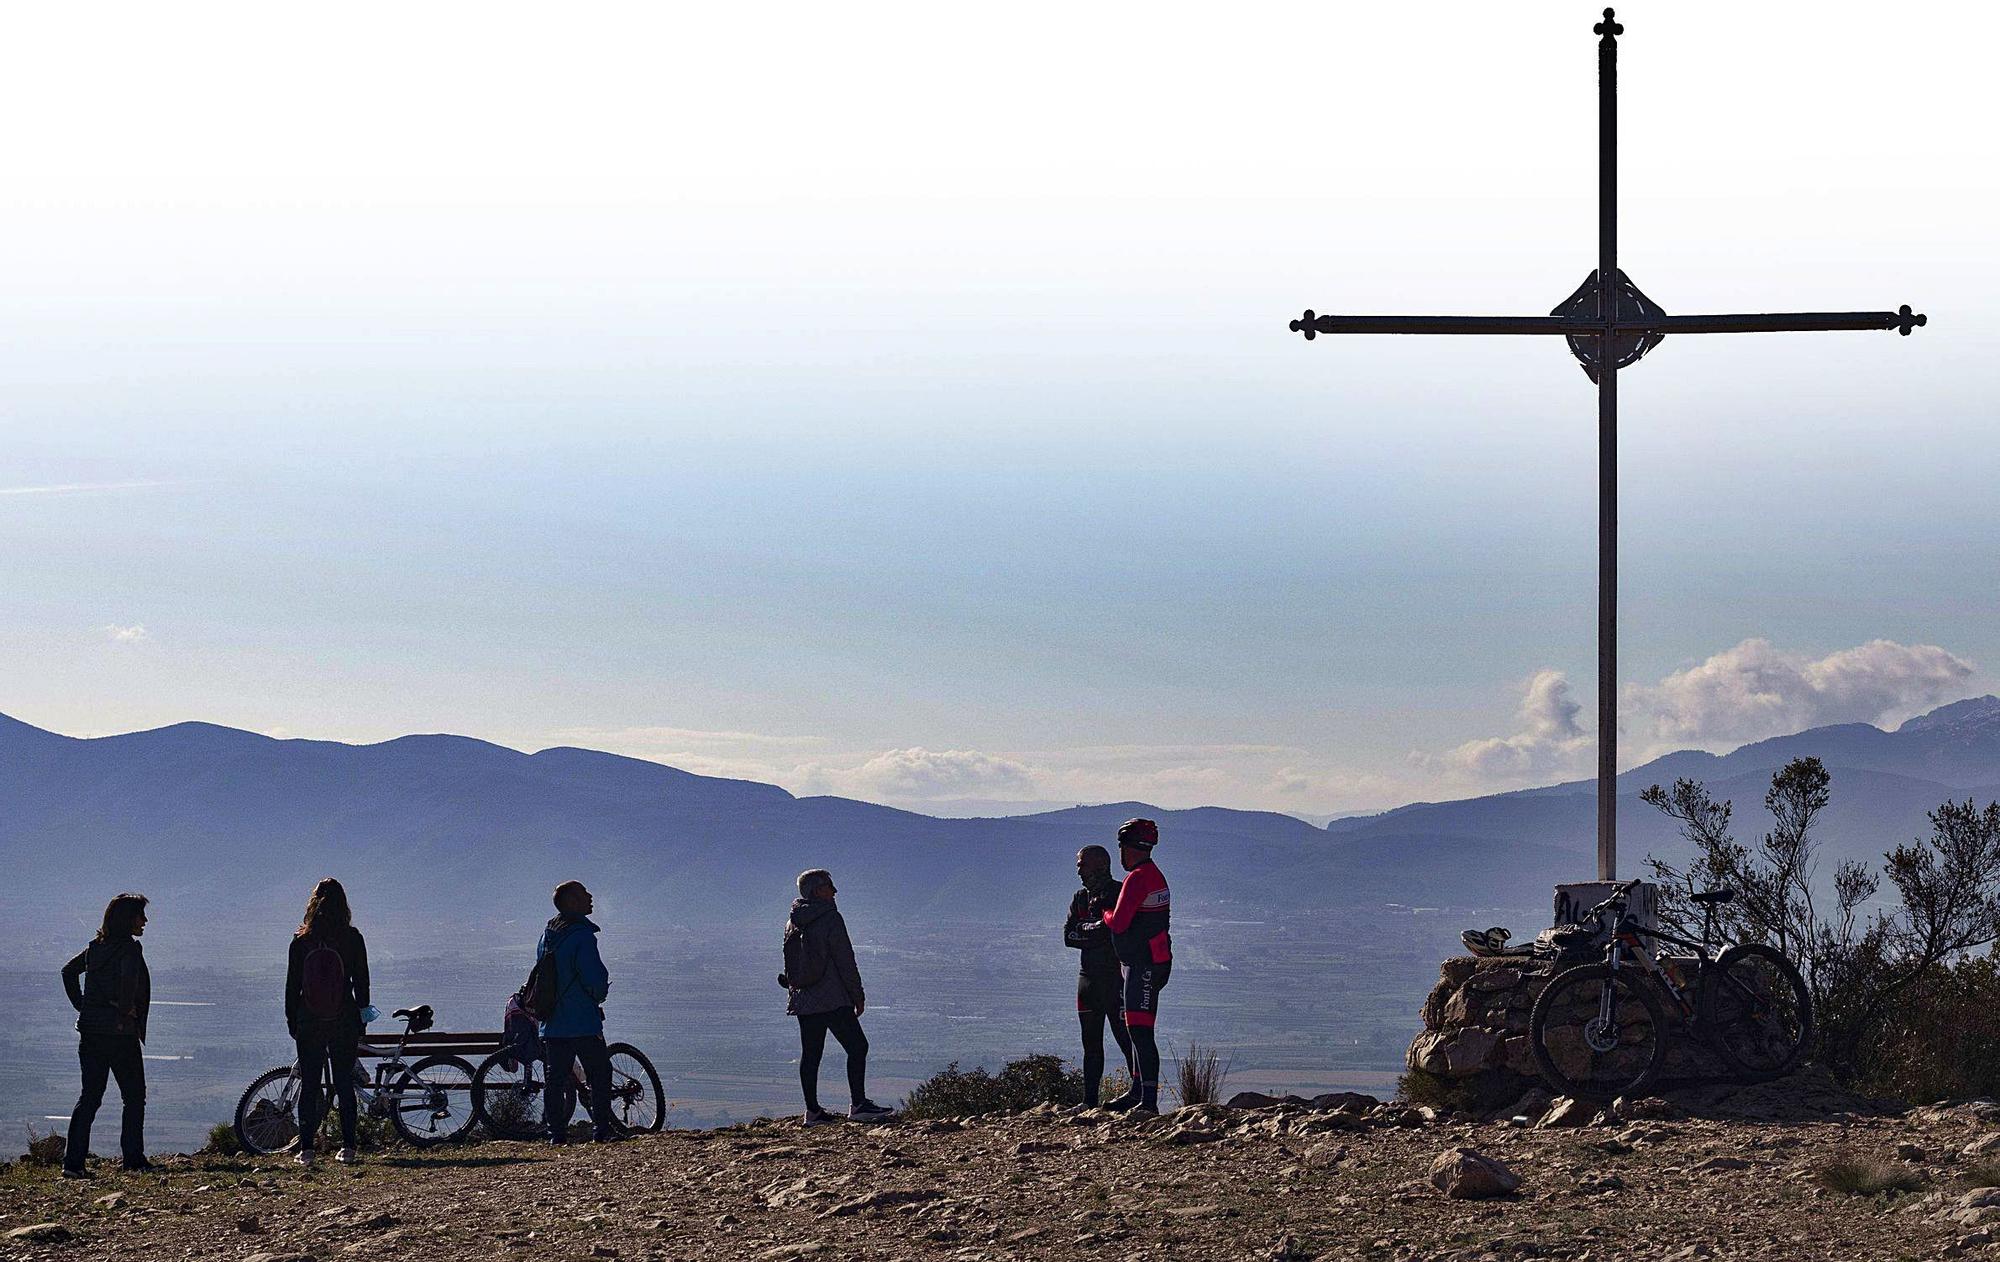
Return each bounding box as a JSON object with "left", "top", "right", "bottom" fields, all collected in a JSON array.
[{"left": 1583, "top": 878, "right": 1644, "bottom": 922}]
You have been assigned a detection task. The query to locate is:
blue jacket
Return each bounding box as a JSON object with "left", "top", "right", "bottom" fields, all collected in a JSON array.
[{"left": 535, "top": 915, "right": 609, "bottom": 1038}]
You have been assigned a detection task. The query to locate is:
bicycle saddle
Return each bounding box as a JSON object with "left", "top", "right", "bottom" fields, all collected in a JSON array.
[
  {"left": 1690, "top": 888, "right": 1736, "bottom": 906},
  {"left": 393, "top": 1004, "right": 434, "bottom": 1032}
]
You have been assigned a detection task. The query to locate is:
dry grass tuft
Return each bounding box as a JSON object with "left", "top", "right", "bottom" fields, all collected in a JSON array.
[
  {"left": 1814, "top": 1158, "right": 1925, "bottom": 1197},
  {"left": 1174, "top": 1042, "right": 1231, "bottom": 1107}
]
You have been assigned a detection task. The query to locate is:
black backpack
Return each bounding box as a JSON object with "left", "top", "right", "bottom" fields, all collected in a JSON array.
[
  {"left": 782, "top": 922, "right": 828, "bottom": 991},
  {"left": 521, "top": 926, "right": 573, "bottom": 1020}
]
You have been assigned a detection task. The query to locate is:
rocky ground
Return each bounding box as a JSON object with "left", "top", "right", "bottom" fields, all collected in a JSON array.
[{"left": 10, "top": 1082, "right": 2000, "bottom": 1262}]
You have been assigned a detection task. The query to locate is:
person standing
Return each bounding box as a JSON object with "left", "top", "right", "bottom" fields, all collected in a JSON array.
[
  {"left": 59, "top": 893, "right": 153, "bottom": 1177},
  {"left": 782, "top": 869, "right": 894, "bottom": 1125},
  {"left": 286, "top": 878, "right": 370, "bottom": 1166},
  {"left": 1065, "top": 846, "right": 1135, "bottom": 1108},
  {"left": 1100, "top": 818, "right": 1171, "bottom": 1113},
  {"left": 536, "top": 880, "right": 617, "bottom": 1144}
]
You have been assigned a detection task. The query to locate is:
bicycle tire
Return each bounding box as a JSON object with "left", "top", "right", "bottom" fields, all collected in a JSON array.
[
  {"left": 601, "top": 1043, "right": 666, "bottom": 1134},
  {"left": 1704, "top": 943, "right": 1812, "bottom": 1081},
  {"left": 234, "top": 1064, "right": 304, "bottom": 1155},
  {"left": 472, "top": 1048, "right": 549, "bottom": 1141},
  {"left": 389, "top": 1053, "right": 478, "bottom": 1147},
  {"left": 1529, "top": 963, "right": 1669, "bottom": 1101}
]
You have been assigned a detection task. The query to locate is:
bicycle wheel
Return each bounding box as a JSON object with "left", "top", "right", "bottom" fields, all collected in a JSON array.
[
  {"left": 235, "top": 1064, "right": 304, "bottom": 1155},
  {"left": 1529, "top": 963, "right": 1669, "bottom": 1101},
  {"left": 389, "top": 1054, "right": 478, "bottom": 1146},
  {"left": 599, "top": 1043, "right": 666, "bottom": 1134},
  {"left": 472, "top": 1049, "right": 549, "bottom": 1140},
  {"left": 1704, "top": 943, "right": 1812, "bottom": 1081}
]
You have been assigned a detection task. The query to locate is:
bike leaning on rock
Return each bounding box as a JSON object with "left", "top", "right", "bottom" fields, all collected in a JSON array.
[{"left": 1527, "top": 879, "right": 1813, "bottom": 1101}]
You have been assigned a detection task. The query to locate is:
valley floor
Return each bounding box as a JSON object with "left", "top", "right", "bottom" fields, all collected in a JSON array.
[{"left": 6, "top": 1091, "right": 1999, "bottom": 1262}]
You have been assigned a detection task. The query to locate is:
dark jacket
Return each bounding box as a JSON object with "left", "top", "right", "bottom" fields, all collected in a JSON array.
[
  {"left": 534, "top": 914, "right": 610, "bottom": 1038},
  {"left": 1064, "top": 877, "right": 1123, "bottom": 984},
  {"left": 62, "top": 937, "right": 150, "bottom": 1042},
  {"left": 285, "top": 926, "right": 370, "bottom": 1040},
  {"left": 785, "top": 897, "right": 865, "bottom": 1017}
]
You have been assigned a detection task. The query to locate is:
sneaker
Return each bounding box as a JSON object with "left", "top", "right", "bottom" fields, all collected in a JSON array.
[
  {"left": 1102, "top": 1093, "right": 1142, "bottom": 1113},
  {"left": 121, "top": 1159, "right": 156, "bottom": 1173},
  {"left": 801, "top": 1108, "right": 840, "bottom": 1127},
  {"left": 334, "top": 1148, "right": 357, "bottom": 1165},
  {"left": 59, "top": 1167, "right": 92, "bottom": 1181},
  {"left": 294, "top": 1149, "right": 315, "bottom": 1168},
  {"left": 1131, "top": 1103, "right": 1160, "bottom": 1117},
  {"left": 849, "top": 1100, "right": 896, "bottom": 1122}
]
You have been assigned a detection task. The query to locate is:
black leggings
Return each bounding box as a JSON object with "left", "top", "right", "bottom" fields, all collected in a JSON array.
[
  {"left": 295, "top": 1031, "right": 359, "bottom": 1152},
  {"left": 1078, "top": 1011, "right": 1135, "bottom": 1105},
  {"left": 796, "top": 1007, "right": 868, "bottom": 1112}
]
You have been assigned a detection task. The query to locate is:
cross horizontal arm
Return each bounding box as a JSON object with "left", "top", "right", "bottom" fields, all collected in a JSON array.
[
  {"left": 1289, "top": 304, "right": 1926, "bottom": 340},
  {"left": 1289, "top": 312, "right": 1574, "bottom": 339},
  {"left": 1647, "top": 307, "right": 1927, "bottom": 336}
]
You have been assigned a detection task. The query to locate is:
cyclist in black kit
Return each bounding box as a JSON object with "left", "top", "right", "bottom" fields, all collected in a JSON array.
[{"left": 1064, "top": 845, "right": 1134, "bottom": 1107}]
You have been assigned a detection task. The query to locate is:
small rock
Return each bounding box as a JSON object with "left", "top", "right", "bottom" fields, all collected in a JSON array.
[
  {"left": 1537, "top": 1097, "right": 1595, "bottom": 1129},
  {"left": 1579, "top": 1173, "right": 1625, "bottom": 1194},
  {"left": 5, "top": 1224, "right": 73, "bottom": 1243},
  {"left": 237, "top": 1214, "right": 263, "bottom": 1233},
  {"left": 1895, "top": 1141, "right": 1926, "bottom": 1161},
  {"left": 1691, "top": 1156, "right": 1750, "bottom": 1173},
  {"left": 242, "top": 1253, "right": 315, "bottom": 1262},
  {"left": 1963, "top": 1134, "right": 2000, "bottom": 1158},
  {"left": 93, "top": 1192, "right": 127, "bottom": 1208},
  {"left": 1428, "top": 1147, "right": 1521, "bottom": 1200},
  {"left": 589, "top": 1248, "right": 619, "bottom": 1260}
]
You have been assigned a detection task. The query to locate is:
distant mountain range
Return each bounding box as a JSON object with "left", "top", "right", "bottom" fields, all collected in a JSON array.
[{"left": 7, "top": 698, "right": 2000, "bottom": 959}]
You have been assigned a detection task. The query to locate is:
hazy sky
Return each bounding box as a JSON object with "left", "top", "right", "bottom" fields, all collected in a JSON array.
[{"left": 3, "top": 2, "right": 1994, "bottom": 815}]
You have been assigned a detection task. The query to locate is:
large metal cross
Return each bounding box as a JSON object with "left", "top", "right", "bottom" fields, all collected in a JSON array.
[{"left": 1289, "top": 9, "right": 1924, "bottom": 882}]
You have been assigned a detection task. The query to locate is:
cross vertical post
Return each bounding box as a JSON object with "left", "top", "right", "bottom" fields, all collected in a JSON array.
[
  {"left": 1284, "top": 7, "right": 1924, "bottom": 894},
  {"left": 1595, "top": 7, "right": 1621, "bottom": 881}
]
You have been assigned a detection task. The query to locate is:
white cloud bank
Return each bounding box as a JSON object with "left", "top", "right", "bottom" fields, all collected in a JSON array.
[
  {"left": 1420, "top": 637, "right": 1978, "bottom": 791},
  {"left": 103, "top": 624, "right": 149, "bottom": 643}
]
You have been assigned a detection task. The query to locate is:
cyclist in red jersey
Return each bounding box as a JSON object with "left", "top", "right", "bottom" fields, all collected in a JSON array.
[{"left": 1096, "top": 817, "right": 1170, "bottom": 1113}]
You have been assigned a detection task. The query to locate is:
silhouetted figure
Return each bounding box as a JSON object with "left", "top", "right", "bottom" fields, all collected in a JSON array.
[
  {"left": 781, "top": 869, "right": 893, "bottom": 1124},
  {"left": 537, "top": 880, "right": 617, "bottom": 1144},
  {"left": 1100, "top": 819, "right": 1171, "bottom": 1113},
  {"left": 60, "top": 893, "right": 152, "bottom": 1177},
  {"left": 1065, "top": 845, "right": 1135, "bottom": 1107},
  {"left": 286, "top": 877, "right": 370, "bottom": 1166}
]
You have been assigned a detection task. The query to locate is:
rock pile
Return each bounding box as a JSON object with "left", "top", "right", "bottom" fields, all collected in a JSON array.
[{"left": 1406, "top": 955, "right": 1741, "bottom": 1113}]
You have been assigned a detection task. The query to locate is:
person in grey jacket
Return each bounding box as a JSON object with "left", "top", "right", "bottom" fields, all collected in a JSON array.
[
  {"left": 59, "top": 893, "right": 153, "bottom": 1176},
  {"left": 781, "top": 869, "right": 894, "bottom": 1125}
]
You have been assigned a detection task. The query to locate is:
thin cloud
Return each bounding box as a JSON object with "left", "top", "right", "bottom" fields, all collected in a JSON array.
[
  {"left": 0, "top": 480, "right": 170, "bottom": 497},
  {"left": 103, "top": 624, "right": 150, "bottom": 643}
]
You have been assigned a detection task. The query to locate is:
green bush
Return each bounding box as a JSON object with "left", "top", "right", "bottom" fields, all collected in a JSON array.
[
  {"left": 201, "top": 1123, "right": 243, "bottom": 1156},
  {"left": 1854, "top": 953, "right": 2000, "bottom": 1102},
  {"left": 903, "top": 1054, "right": 1095, "bottom": 1119}
]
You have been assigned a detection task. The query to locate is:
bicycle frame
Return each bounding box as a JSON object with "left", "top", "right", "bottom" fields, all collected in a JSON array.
[{"left": 1589, "top": 882, "right": 1771, "bottom": 1028}]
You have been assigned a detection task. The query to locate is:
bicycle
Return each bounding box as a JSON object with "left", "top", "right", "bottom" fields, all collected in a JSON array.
[
  {"left": 471, "top": 1035, "right": 665, "bottom": 1139},
  {"left": 1528, "top": 879, "right": 1813, "bottom": 1101},
  {"left": 234, "top": 1005, "right": 480, "bottom": 1153}
]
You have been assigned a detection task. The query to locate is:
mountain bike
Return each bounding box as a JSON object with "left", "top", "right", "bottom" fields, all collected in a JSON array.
[
  {"left": 470, "top": 1035, "right": 665, "bottom": 1139},
  {"left": 234, "top": 1005, "right": 481, "bottom": 1153},
  {"left": 1528, "top": 879, "right": 1812, "bottom": 1101}
]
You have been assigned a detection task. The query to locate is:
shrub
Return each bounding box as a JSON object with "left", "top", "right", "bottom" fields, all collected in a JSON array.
[
  {"left": 1964, "top": 1161, "right": 2000, "bottom": 1190},
  {"left": 1814, "top": 1158, "right": 1925, "bottom": 1197},
  {"left": 1643, "top": 759, "right": 2000, "bottom": 1085},
  {"left": 21, "top": 1126, "right": 65, "bottom": 1167},
  {"left": 201, "top": 1123, "right": 243, "bottom": 1157},
  {"left": 1173, "top": 1042, "right": 1231, "bottom": 1107},
  {"left": 903, "top": 1054, "right": 1086, "bottom": 1119},
  {"left": 1396, "top": 1068, "right": 1480, "bottom": 1114}
]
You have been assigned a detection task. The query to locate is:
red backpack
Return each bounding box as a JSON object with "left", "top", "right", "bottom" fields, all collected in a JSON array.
[{"left": 300, "top": 938, "right": 348, "bottom": 1021}]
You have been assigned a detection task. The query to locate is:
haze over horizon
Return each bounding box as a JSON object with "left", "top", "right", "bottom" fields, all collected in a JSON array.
[{"left": 4, "top": 1, "right": 1995, "bottom": 816}]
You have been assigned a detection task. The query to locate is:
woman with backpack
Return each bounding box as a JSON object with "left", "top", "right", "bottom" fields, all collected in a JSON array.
[
  {"left": 285, "top": 877, "right": 371, "bottom": 1166},
  {"left": 58, "top": 892, "right": 153, "bottom": 1177},
  {"left": 781, "top": 869, "right": 894, "bottom": 1125}
]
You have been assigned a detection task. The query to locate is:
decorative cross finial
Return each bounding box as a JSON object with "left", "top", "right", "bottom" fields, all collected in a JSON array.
[
  {"left": 1896, "top": 304, "right": 1928, "bottom": 336},
  {"left": 1595, "top": 8, "right": 1622, "bottom": 43},
  {"left": 1290, "top": 310, "right": 1319, "bottom": 341}
]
